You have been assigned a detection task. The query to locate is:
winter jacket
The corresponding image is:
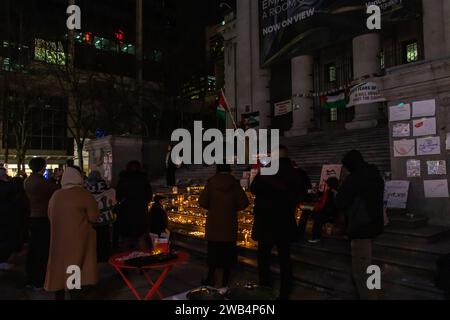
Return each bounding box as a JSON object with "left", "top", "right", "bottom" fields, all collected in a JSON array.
[
  {"left": 250, "top": 158, "right": 302, "bottom": 243},
  {"left": 199, "top": 173, "right": 249, "bottom": 242},
  {"left": 45, "top": 167, "right": 99, "bottom": 292},
  {"left": 336, "top": 161, "right": 384, "bottom": 240},
  {"left": 24, "top": 173, "right": 59, "bottom": 218}
]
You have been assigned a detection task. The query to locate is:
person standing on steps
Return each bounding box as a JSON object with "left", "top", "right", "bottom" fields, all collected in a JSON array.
[
  {"left": 199, "top": 164, "right": 249, "bottom": 288},
  {"left": 250, "top": 145, "right": 302, "bottom": 300},
  {"left": 336, "top": 150, "right": 384, "bottom": 300}
]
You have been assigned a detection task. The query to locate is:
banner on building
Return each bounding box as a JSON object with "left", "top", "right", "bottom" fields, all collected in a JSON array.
[
  {"left": 259, "top": 0, "right": 419, "bottom": 66},
  {"left": 274, "top": 100, "right": 292, "bottom": 116},
  {"left": 347, "top": 82, "right": 386, "bottom": 107}
]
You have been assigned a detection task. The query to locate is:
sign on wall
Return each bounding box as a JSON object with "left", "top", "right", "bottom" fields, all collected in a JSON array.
[
  {"left": 274, "top": 100, "right": 292, "bottom": 117},
  {"left": 384, "top": 180, "right": 410, "bottom": 209}
]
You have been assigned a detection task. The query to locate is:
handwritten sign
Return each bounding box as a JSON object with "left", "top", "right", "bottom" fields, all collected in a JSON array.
[
  {"left": 384, "top": 180, "right": 410, "bottom": 209},
  {"left": 392, "top": 123, "right": 410, "bottom": 137},
  {"left": 406, "top": 159, "right": 421, "bottom": 178},
  {"left": 389, "top": 103, "right": 411, "bottom": 122},
  {"left": 417, "top": 136, "right": 441, "bottom": 156},
  {"left": 319, "top": 164, "right": 342, "bottom": 192},
  {"left": 393, "top": 139, "right": 415, "bottom": 157},
  {"left": 424, "top": 180, "right": 449, "bottom": 198},
  {"left": 427, "top": 160, "right": 447, "bottom": 175},
  {"left": 412, "top": 99, "right": 436, "bottom": 118},
  {"left": 413, "top": 118, "right": 436, "bottom": 137}
]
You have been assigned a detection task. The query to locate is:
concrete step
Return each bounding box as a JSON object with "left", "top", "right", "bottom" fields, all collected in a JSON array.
[{"left": 170, "top": 231, "right": 445, "bottom": 300}]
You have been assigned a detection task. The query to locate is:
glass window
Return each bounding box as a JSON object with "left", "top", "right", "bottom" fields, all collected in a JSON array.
[
  {"left": 326, "top": 63, "right": 336, "bottom": 83},
  {"left": 34, "top": 39, "right": 66, "bottom": 65},
  {"left": 330, "top": 108, "right": 338, "bottom": 122},
  {"left": 404, "top": 41, "right": 419, "bottom": 63}
]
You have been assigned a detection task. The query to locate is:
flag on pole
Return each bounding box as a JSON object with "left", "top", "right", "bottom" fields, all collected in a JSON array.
[
  {"left": 217, "top": 90, "right": 229, "bottom": 120},
  {"left": 320, "top": 91, "right": 347, "bottom": 109}
]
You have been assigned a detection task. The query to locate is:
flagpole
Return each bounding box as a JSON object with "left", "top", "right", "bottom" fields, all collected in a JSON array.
[{"left": 221, "top": 89, "right": 238, "bottom": 129}]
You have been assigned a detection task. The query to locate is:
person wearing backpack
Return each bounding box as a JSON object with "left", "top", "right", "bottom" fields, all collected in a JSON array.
[{"left": 336, "top": 150, "right": 384, "bottom": 300}]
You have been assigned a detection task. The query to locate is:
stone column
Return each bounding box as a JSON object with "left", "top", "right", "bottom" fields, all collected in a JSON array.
[
  {"left": 443, "top": 0, "right": 450, "bottom": 57},
  {"left": 250, "top": 0, "right": 271, "bottom": 129},
  {"left": 235, "top": 0, "right": 252, "bottom": 128},
  {"left": 423, "top": 0, "right": 445, "bottom": 60},
  {"left": 346, "top": 33, "right": 381, "bottom": 130},
  {"left": 285, "top": 55, "right": 314, "bottom": 137}
]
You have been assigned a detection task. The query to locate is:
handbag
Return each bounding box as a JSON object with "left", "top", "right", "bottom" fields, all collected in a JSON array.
[{"left": 347, "top": 196, "right": 371, "bottom": 235}]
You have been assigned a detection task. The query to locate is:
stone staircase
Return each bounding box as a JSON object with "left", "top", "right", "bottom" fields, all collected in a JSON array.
[
  {"left": 171, "top": 219, "right": 450, "bottom": 299},
  {"left": 151, "top": 126, "right": 450, "bottom": 299},
  {"left": 280, "top": 126, "right": 391, "bottom": 182}
]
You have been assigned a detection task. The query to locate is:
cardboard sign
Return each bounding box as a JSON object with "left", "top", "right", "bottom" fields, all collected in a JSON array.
[
  {"left": 319, "top": 164, "right": 342, "bottom": 192},
  {"left": 384, "top": 180, "right": 410, "bottom": 209}
]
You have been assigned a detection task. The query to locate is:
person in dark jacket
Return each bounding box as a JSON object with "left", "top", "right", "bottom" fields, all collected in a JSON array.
[
  {"left": 199, "top": 164, "right": 249, "bottom": 287},
  {"left": 149, "top": 195, "right": 169, "bottom": 236},
  {"left": 336, "top": 150, "right": 384, "bottom": 300},
  {"left": 116, "top": 161, "right": 153, "bottom": 250},
  {"left": 250, "top": 146, "right": 302, "bottom": 299},
  {"left": 0, "top": 174, "right": 27, "bottom": 270},
  {"left": 24, "top": 158, "right": 59, "bottom": 289}
]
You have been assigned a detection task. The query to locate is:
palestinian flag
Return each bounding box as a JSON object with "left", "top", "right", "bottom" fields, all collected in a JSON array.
[
  {"left": 320, "top": 91, "right": 347, "bottom": 109},
  {"left": 217, "top": 90, "right": 229, "bottom": 120}
]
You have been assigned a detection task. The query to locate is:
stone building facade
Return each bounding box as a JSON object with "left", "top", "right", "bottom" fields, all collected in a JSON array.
[{"left": 223, "top": 0, "right": 450, "bottom": 225}]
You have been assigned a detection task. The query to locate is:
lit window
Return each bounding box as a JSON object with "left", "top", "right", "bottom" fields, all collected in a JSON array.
[
  {"left": 330, "top": 108, "right": 338, "bottom": 122},
  {"left": 404, "top": 41, "right": 419, "bottom": 63},
  {"left": 326, "top": 63, "right": 336, "bottom": 83},
  {"left": 34, "top": 39, "right": 66, "bottom": 65}
]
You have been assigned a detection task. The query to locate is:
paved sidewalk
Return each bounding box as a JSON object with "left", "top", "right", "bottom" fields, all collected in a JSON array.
[{"left": 0, "top": 248, "right": 331, "bottom": 300}]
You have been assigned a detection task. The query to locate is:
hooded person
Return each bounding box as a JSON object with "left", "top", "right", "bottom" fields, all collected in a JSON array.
[
  {"left": 86, "top": 171, "right": 117, "bottom": 262},
  {"left": 336, "top": 150, "right": 384, "bottom": 300},
  {"left": 250, "top": 145, "right": 303, "bottom": 299},
  {"left": 116, "top": 161, "right": 153, "bottom": 250},
  {"left": 199, "top": 164, "right": 249, "bottom": 287},
  {"left": 44, "top": 167, "right": 100, "bottom": 300}
]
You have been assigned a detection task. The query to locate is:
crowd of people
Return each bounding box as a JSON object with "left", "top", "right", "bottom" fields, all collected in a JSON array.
[
  {"left": 199, "top": 146, "right": 385, "bottom": 300},
  {"left": 0, "top": 158, "right": 158, "bottom": 300},
  {"left": 0, "top": 146, "right": 387, "bottom": 300}
]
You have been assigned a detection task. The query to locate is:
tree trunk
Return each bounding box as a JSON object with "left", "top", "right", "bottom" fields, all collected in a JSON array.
[{"left": 76, "top": 140, "right": 84, "bottom": 172}]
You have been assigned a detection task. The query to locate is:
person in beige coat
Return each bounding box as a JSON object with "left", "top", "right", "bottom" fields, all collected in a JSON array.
[{"left": 44, "top": 167, "right": 99, "bottom": 300}]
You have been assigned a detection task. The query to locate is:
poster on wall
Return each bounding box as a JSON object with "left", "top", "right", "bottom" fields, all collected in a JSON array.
[
  {"left": 347, "top": 82, "right": 386, "bottom": 107},
  {"left": 392, "top": 123, "right": 410, "bottom": 138},
  {"left": 412, "top": 118, "right": 436, "bottom": 137},
  {"left": 412, "top": 99, "right": 436, "bottom": 118},
  {"left": 424, "top": 179, "right": 449, "bottom": 198},
  {"left": 393, "top": 139, "right": 415, "bottom": 157},
  {"left": 389, "top": 104, "right": 411, "bottom": 122},
  {"left": 417, "top": 136, "right": 441, "bottom": 156},
  {"left": 319, "top": 164, "right": 342, "bottom": 192},
  {"left": 427, "top": 160, "right": 447, "bottom": 175},
  {"left": 384, "top": 180, "right": 410, "bottom": 209},
  {"left": 274, "top": 100, "right": 292, "bottom": 117},
  {"left": 406, "top": 159, "right": 421, "bottom": 178}
]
